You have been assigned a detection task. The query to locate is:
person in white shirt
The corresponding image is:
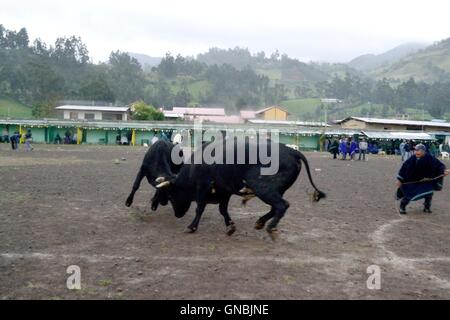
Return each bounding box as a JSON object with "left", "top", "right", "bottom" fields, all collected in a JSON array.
[{"left": 358, "top": 138, "right": 368, "bottom": 161}]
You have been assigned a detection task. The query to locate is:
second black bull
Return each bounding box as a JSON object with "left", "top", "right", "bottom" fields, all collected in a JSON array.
[{"left": 125, "top": 139, "right": 326, "bottom": 238}]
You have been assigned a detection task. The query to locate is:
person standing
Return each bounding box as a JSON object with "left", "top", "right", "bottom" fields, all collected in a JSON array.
[
  {"left": 324, "top": 138, "right": 331, "bottom": 153},
  {"left": 329, "top": 138, "right": 339, "bottom": 160},
  {"left": 399, "top": 140, "right": 406, "bottom": 161},
  {"left": 350, "top": 138, "right": 358, "bottom": 161},
  {"left": 346, "top": 138, "right": 352, "bottom": 160},
  {"left": 2, "top": 127, "right": 9, "bottom": 143},
  {"left": 25, "top": 129, "right": 33, "bottom": 152},
  {"left": 339, "top": 138, "right": 347, "bottom": 160},
  {"left": 396, "top": 144, "right": 449, "bottom": 214},
  {"left": 10, "top": 131, "right": 17, "bottom": 150},
  {"left": 358, "top": 138, "right": 368, "bottom": 161}
]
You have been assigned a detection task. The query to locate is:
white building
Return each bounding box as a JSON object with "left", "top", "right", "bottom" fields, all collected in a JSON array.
[{"left": 56, "top": 105, "right": 130, "bottom": 121}]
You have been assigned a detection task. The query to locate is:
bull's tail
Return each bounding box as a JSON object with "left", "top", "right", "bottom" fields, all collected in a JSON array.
[
  {"left": 296, "top": 151, "right": 326, "bottom": 202},
  {"left": 126, "top": 167, "right": 145, "bottom": 207}
]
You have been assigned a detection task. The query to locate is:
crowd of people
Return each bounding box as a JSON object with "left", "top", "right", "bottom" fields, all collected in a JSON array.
[
  {"left": 1, "top": 127, "right": 33, "bottom": 151},
  {"left": 324, "top": 136, "right": 450, "bottom": 162},
  {"left": 326, "top": 137, "right": 376, "bottom": 161}
]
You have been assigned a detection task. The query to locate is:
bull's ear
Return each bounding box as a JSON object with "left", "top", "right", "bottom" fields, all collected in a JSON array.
[{"left": 156, "top": 181, "right": 171, "bottom": 189}]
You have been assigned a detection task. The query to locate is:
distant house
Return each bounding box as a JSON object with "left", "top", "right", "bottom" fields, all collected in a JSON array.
[
  {"left": 336, "top": 116, "right": 450, "bottom": 132},
  {"left": 253, "top": 106, "right": 290, "bottom": 121},
  {"left": 56, "top": 105, "right": 130, "bottom": 121},
  {"left": 162, "top": 105, "right": 290, "bottom": 123},
  {"left": 162, "top": 107, "right": 244, "bottom": 124}
]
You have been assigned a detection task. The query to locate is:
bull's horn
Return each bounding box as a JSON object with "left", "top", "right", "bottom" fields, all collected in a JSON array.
[
  {"left": 156, "top": 181, "right": 171, "bottom": 189},
  {"left": 156, "top": 177, "right": 166, "bottom": 183}
]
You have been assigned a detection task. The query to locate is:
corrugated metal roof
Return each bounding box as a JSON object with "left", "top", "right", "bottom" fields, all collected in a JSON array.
[
  {"left": 56, "top": 105, "right": 129, "bottom": 112},
  {"left": 362, "top": 131, "right": 435, "bottom": 140},
  {"left": 172, "top": 107, "right": 225, "bottom": 116},
  {"left": 255, "top": 106, "right": 290, "bottom": 115},
  {"left": 341, "top": 116, "right": 450, "bottom": 128},
  {"left": 248, "top": 119, "right": 330, "bottom": 127}
]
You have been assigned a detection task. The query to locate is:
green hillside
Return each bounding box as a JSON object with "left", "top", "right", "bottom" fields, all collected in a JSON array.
[
  {"left": 280, "top": 98, "right": 322, "bottom": 120},
  {"left": 0, "top": 97, "right": 32, "bottom": 118},
  {"left": 371, "top": 38, "right": 450, "bottom": 83}
]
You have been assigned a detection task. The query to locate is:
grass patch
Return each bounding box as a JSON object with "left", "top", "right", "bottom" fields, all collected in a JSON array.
[
  {"left": 280, "top": 98, "right": 322, "bottom": 119},
  {"left": 0, "top": 191, "right": 31, "bottom": 205},
  {"left": 99, "top": 279, "right": 113, "bottom": 287},
  {"left": 255, "top": 68, "right": 282, "bottom": 82},
  {"left": 0, "top": 97, "right": 32, "bottom": 118}
]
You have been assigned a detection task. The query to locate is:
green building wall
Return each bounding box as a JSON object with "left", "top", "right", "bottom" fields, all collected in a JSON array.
[{"left": 0, "top": 123, "right": 321, "bottom": 150}]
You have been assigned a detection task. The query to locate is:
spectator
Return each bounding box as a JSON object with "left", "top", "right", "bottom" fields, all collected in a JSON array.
[
  {"left": 324, "top": 138, "right": 331, "bottom": 152},
  {"left": 358, "top": 138, "right": 368, "bottom": 161},
  {"left": 429, "top": 142, "right": 438, "bottom": 158},
  {"left": 10, "top": 131, "right": 18, "bottom": 150},
  {"left": 54, "top": 133, "right": 62, "bottom": 144},
  {"left": 339, "top": 138, "right": 347, "bottom": 160},
  {"left": 346, "top": 138, "right": 352, "bottom": 159},
  {"left": 350, "top": 138, "right": 358, "bottom": 161},
  {"left": 2, "top": 127, "right": 9, "bottom": 143},
  {"left": 443, "top": 142, "right": 450, "bottom": 153},
  {"left": 329, "top": 138, "right": 339, "bottom": 160},
  {"left": 25, "top": 129, "right": 33, "bottom": 152},
  {"left": 127, "top": 131, "right": 133, "bottom": 145},
  {"left": 64, "top": 130, "right": 72, "bottom": 144}
]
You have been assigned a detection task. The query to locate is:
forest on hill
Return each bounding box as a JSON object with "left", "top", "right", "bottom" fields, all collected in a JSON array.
[{"left": 1, "top": 24, "right": 450, "bottom": 120}]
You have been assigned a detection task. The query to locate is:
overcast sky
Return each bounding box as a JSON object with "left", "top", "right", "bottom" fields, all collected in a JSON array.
[{"left": 1, "top": 0, "right": 450, "bottom": 63}]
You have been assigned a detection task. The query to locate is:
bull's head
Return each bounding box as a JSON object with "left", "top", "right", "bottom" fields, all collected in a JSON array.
[{"left": 155, "top": 176, "right": 192, "bottom": 218}]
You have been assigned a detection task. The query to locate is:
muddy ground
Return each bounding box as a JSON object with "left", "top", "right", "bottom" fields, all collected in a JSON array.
[{"left": 0, "top": 143, "right": 449, "bottom": 299}]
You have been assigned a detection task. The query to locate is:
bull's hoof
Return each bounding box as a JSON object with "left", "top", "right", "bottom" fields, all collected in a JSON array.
[
  {"left": 184, "top": 226, "right": 197, "bottom": 234},
  {"left": 151, "top": 201, "right": 159, "bottom": 211},
  {"left": 125, "top": 198, "right": 133, "bottom": 207},
  {"left": 266, "top": 228, "right": 279, "bottom": 241},
  {"left": 226, "top": 224, "right": 236, "bottom": 236},
  {"left": 255, "top": 222, "right": 265, "bottom": 230}
]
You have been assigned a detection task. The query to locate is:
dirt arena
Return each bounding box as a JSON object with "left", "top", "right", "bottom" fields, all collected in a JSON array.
[{"left": 1, "top": 143, "right": 449, "bottom": 299}]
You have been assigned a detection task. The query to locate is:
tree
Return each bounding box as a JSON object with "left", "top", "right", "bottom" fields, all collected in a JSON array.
[
  {"left": 151, "top": 79, "right": 174, "bottom": 108},
  {"left": 235, "top": 97, "right": 248, "bottom": 110},
  {"left": 52, "top": 36, "right": 89, "bottom": 65},
  {"left": 131, "top": 101, "right": 165, "bottom": 121},
  {"left": 426, "top": 82, "right": 450, "bottom": 118},
  {"left": 107, "top": 51, "right": 145, "bottom": 104},
  {"left": 373, "top": 78, "right": 394, "bottom": 106},
  {"left": 31, "top": 95, "right": 61, "bottom": 118},
  {"left": 158, "top": 52, "right": 177, "bottom": 78},
  {"left": 78, "top": 77, "right": 115, "bottom": 102},
  {"left": 174, "top": 82, "right": 192, "bottom": 106}
]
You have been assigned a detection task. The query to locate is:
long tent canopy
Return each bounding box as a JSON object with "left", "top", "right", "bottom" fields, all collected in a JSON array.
[{"left": 361, "top": 131, "right": 435, "bottom": 141}]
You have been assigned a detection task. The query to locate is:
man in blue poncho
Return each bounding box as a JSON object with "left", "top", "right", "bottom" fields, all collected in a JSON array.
[
  {"left": 339, "top": 138, "right": 348, "bottom": 160},
  {"left": 350, "top": 138, "right": 359, "bottom": 161},
  {"left": 396, "top": 144, "right": 449, "bottom": 214}
]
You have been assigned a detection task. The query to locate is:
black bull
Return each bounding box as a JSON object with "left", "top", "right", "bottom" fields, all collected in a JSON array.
[{"left": 126, "top": 139, "right": 326, "bottom": 238}]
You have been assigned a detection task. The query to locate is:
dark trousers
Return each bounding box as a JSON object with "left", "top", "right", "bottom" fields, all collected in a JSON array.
[
  {"left": 359, "top": 150, "right": 367, "bottom": 160},
  {"left": 400, "top": 194, "right": 433, "bottom": 209}
]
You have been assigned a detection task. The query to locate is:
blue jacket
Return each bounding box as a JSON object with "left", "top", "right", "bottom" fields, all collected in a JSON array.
[
  {"left": 350, "top": 141, "right": 358, "bottom": 155},
  {"left": 339, "top": 141, "right": 347, "bottom": 154}
]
